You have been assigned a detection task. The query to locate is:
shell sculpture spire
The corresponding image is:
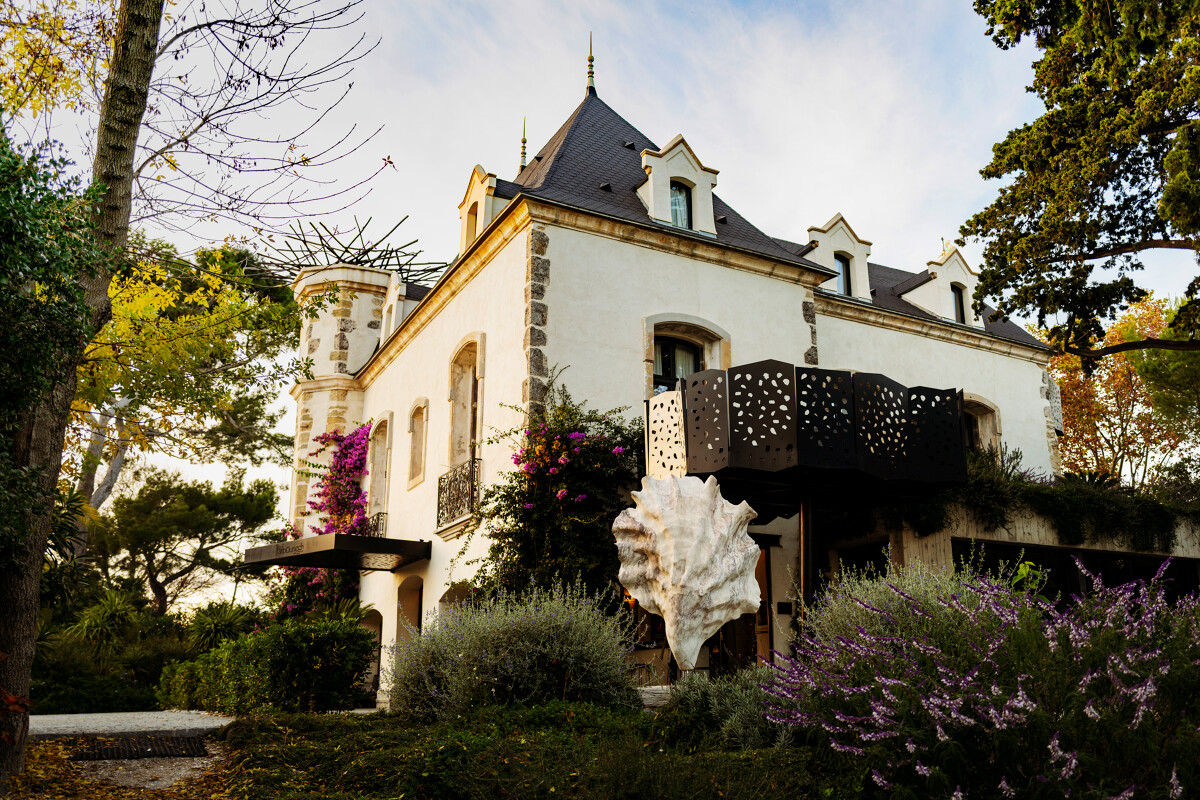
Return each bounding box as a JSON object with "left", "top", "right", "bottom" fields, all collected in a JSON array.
[{"left": 612, "top": 475, "right": 760, "bottom": 670}]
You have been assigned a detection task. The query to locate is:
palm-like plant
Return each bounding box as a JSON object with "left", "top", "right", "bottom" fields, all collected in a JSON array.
[
  {"left": 187, "top": 602, "right": 254, "bottom": 653},
  {"left": 61, "top": 591, "right": 137, "bottom": 672}
]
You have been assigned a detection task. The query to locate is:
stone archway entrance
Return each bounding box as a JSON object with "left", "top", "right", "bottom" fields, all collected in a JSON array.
[{"left": 397, "top": 575, "right": 424, "bottom": 641}]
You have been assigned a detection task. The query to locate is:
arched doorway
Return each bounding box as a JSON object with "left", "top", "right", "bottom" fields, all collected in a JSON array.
[
  {"left": 361, "top": 609, "right": 383, "bottom": 694},
  {"left": 397, "top": 575, "right": 424, "bottom": 641}
]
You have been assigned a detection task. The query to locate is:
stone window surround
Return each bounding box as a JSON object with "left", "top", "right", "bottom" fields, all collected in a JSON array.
[
  {"left": 962, "top": 392, "right": 1002, "bottom": 452},
  {"left": 642, "top": 313, "right": 732, "bottom": 399},
  {"left": 447, "top": 332, "right": 486, "bottom": 467},
  {"left": 368, "top": 415, "right": 393, "bottom": 515}
]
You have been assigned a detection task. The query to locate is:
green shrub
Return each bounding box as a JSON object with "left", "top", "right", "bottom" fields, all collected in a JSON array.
[
  {"left": 222, "top": 703, "right": 856, "bottom": 800},
  {"left": 32, "top": 672, "right": 157, "bottom": 714},
  {"left": 187, "top": 600, "right": 258, "bottom": 652},
  {"left": 470, "top": 381, "right": 644, "bottom": 595},
  {"left": 387, "top": 583, "right": 640, "bottom": 720},
  {"left": 157, "top": 617, "right": 374, "bottom": 713},
  {"left": 660, "top": 666, "right": 792, "bottom": 750},
  {"left": 803, "top": 555, "right": 996, "bottom": 645}
]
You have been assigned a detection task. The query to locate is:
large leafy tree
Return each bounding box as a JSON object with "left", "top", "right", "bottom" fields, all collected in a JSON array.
[
  {"left": 964, "top": 0, "right": 1200, "bottom": 359},
  {"left": 68, "top": 237, "right": 302, "bottom": 515},
  {"left": 99, "top": 469, "right": 276, "bottom": 615},
  {"left": 0, "top": 128, "right": 104, "bottom": 760},
  {"left": 1, "top": 0, "right": 378, "bottom": 780},
  {"left": 1046, "top": 295, "right": 1196, "bottom": 485}
]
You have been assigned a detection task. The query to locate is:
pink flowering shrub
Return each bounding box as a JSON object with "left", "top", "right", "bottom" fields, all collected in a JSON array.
[
  {"left": 470, "top": 383, "right": 642, "bottom": 595},
  {"left": 767, "top": 558, "right": 1200, "bottom": 799},
  {"left": 266, "top": 523, "right": 359, "bottom": 620},
  {"left": 303, "top": 422, "right": 372, "bottom": 536}
]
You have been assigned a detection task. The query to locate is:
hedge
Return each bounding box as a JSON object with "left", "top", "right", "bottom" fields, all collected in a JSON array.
[{"left": 157, "top": 617, "right": 375, "bottom": 714}]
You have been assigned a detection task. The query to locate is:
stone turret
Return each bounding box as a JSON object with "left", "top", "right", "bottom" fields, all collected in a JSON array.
[{"left": 289, "top": 265, "right": 392, "bottom": 532}]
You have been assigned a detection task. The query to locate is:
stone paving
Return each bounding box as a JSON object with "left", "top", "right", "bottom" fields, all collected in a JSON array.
[{"left": 28, "top": 710, "right": 236, "bottom": 740}]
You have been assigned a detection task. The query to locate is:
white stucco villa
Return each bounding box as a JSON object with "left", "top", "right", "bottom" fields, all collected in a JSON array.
[{"left": 245, "top": 69, "right": 1096, "bottom": 687}]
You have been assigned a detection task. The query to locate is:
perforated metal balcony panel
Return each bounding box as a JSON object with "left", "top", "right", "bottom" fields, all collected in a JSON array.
[{"left": 242, "top": 533, "right": 431, "bottom": 572}]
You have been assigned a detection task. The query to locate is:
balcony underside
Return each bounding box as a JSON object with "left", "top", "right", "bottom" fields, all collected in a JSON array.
[{"left": 242, "top": 533, "right": 431, "bottom": 572}]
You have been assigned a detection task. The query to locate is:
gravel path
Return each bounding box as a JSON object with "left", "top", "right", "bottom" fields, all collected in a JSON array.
[{"left": 28, "top": 710, "right": 235, "bottom": 740}]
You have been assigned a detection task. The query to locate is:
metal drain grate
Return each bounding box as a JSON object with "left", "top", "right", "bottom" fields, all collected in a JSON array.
[{"left": 69, "top": 735, "right": 208, "bottom": 761}]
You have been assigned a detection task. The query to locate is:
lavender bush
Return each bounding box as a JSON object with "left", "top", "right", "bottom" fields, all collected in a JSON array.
[{"left": 768, "top": 559, "right": 1200, "bottom": 799}]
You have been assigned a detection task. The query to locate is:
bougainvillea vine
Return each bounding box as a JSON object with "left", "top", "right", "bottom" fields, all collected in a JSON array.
[{"left": 304, "top": 422, "right": 372, "bottom": 536}]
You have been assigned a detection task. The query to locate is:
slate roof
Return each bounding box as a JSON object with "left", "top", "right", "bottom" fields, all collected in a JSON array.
[
  {"left": 504, "top": 88, "right": 830, "bottom": 273},
  {"left": 496, "top": 88, "right": 1042, "bottom": 350},
  {"left": 867, "top": 263, "right": 1044, "bottom": 348},
  {"left": 772, "top": 237, "right": 1042, "bottom": 347}
]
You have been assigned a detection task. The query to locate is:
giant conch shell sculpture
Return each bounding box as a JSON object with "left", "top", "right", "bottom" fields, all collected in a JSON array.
[{"left": 612, "top": 475, "right": 760, "bottom": 670}]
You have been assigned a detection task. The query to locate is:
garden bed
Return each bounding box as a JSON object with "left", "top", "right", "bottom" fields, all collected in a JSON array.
[{"left": 219, "top": 703, "right": 851, "bottom": 800}]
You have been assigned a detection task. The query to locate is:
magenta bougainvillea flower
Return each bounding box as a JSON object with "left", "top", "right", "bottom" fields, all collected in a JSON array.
[{"left": 306, "top": 422, "right": 372, "bottom": 536}]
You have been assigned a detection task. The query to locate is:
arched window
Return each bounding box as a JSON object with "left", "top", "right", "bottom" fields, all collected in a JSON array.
[
  {"left": 466, "top": 202, "right": 479, "bottom": 245},
  {"left": 449, "top": 343, "right": 479, "bottom": 466},
  {"left": 408, "top": 402, "right": 427, "bottom": 487},
  {"left": 368, "top": 420, "right": 389, "bottom": 516},
  {"left": 963, "top": 395, "right": 1001, "bottom": 452},
  {"left": 951, "top": 284, "right": 967, "bottom": 324},
  {"left": 669, "top": 181, "right": 692, "bottom": 229},
  {"left": 834, "top": 253, "right": 852, "bottom": 296},
  {"left": 653, "top": 336, "right": 702, "bottom": 395}
]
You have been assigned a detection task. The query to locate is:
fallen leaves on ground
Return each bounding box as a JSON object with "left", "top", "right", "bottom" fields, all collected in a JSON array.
[{"left": 8, "top": 740, "right": 233, "bottom": 799}]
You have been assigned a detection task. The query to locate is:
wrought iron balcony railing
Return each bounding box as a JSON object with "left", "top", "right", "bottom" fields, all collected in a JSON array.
[
  {"left": 364, "top": 512, "right": 387, "bottom": 538},
  {"left": 437, "top": 458, "right": 481, "bottom": 528}
]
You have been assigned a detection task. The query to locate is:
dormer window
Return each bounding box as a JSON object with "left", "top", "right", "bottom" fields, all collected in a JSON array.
[
  {"left": 951, "top": 284, "right": 967, "bottom": 324},
  {"left": 834, "top": 253, "right": 852, "bottom": 296},
  {"left": 670, "top": 181, "right": 692, "bottom": 229}
]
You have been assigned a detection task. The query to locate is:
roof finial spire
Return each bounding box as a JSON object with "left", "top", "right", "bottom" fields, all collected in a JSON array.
[
  {"left": 587, "top": 32, "right": 595, "bottom": 91},
  {"left": 520, "top": 117, "right": 527, "bottom": 170}
]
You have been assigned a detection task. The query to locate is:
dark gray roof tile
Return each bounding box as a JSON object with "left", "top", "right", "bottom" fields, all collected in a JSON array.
[{"left": 509, "top": 88, "right": 829, "bottom": 271}]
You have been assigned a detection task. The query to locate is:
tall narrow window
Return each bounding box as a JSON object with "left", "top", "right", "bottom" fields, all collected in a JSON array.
[
  {"left": 408, "top": 404, "right": 426, "bottom": 486},
  {"left": 834, "top": 254, "right": 852, "bottom": 296},
  {"left": 653, "top": 336, "right": 702, "bottom": 394},
  {"left": 951, "top": 284, "right": 967, "bottom": 324},
  {"left": 369, "top": 421, "right": 389, "bottom": 515},
  {"left": 449, "top": 343, "right": 479, "bottom": 466},
  {"left": 670, "top": 181, "right": 692, "bottom": 229}
]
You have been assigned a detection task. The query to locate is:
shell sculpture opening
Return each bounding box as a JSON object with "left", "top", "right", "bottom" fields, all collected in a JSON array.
[{"left": 612, "top": 475, "right": 760, "bottom": 670}]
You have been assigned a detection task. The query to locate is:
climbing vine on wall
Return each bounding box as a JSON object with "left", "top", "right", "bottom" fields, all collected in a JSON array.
[
  {"left": 267, "top": 523, "right": 360, "bottom": 620},
  {"left": 302, "top": 422, "right": 372, "bottom": 536}
]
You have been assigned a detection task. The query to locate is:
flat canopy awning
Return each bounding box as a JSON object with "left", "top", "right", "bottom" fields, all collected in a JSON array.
[{"left": 243, "top": 533, "right": 431, "bottom": 572}]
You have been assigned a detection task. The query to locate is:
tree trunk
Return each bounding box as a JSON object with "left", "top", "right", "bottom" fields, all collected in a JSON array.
[
  {"left": 0, "top": 0, "right": 165, "bottom": 784},
  {"left": 146, "top": 564, "right": 169, "bottom": 616}
]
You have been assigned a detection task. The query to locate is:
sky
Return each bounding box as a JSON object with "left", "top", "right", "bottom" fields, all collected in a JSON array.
[{"left": 46, "top": 0, "right": 1200, "bottom": 600}]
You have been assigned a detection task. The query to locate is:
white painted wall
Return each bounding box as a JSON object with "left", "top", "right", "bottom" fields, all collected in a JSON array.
[
  {"left": 350, "top": 226, "right": 530, "bottom": 657},
  {"left": 817, "top": 311, "right": 1054, "bottom": 475},
  {"left": 540, "top": 225, "right": 816, "bottom": 413}
]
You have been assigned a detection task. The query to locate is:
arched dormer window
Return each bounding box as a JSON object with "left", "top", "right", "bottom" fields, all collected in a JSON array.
[
  {"left": 834, "top": 253, "right": 852, "bottom": 296},
  {"left": 951, "top": 284, "right": 967, "bottom": 324},
  {"left": 669, "top": 181, "right": 692, "bottom": 229}
]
